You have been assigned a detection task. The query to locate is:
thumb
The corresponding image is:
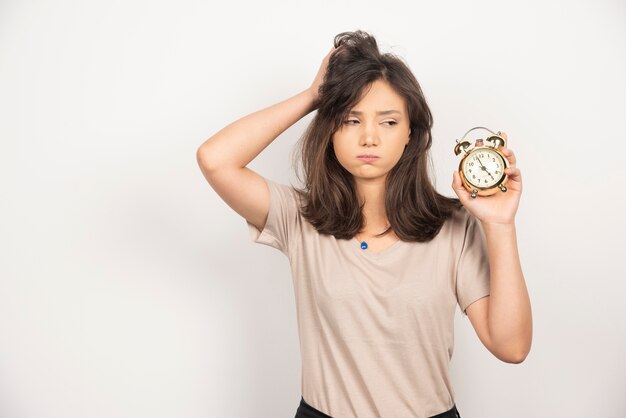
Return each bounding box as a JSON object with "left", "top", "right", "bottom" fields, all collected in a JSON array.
[{"left": 452, "top": 171, "right": 471, "bottom": 204}]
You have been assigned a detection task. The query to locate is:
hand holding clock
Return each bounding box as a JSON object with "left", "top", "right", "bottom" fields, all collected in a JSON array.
[{"left": 451, "top": 131, "right": 523, "bottom": 225}]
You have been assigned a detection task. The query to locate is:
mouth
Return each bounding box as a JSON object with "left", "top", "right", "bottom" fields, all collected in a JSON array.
[{"left": 357, "top": 155, "right": 380, "bottom": 162}]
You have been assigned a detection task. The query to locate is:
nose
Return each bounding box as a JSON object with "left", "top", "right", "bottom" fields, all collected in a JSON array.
[{"left": 360, "top": 121, "right": 379, "bottom": 146}]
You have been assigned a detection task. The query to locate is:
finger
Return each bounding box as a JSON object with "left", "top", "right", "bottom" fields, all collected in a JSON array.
[
  {"left": 505, "top": 166, "right": 522, "bottom": 183},
  {"left": 330, "top": 44, "right": 344, "bottom": 56},
  {"left": 500, "top": 146, "right": 516, "bottom": 166}
]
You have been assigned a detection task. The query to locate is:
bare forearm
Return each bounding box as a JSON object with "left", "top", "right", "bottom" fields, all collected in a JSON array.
[
  {"left": 482, "top": 222, "right": 533, "bottom": 361},
  {"left": 197, "top": 88, "right": 317, "bottom": 170}
]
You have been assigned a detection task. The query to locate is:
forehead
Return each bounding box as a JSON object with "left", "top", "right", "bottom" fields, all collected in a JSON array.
[{"left": 350, "top": 79, "right": 406, "bottom": 114}]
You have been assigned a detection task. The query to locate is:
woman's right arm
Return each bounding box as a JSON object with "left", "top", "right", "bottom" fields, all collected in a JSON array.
[{"left": 196, "top": 46, "right": 338, "bottom": 231}]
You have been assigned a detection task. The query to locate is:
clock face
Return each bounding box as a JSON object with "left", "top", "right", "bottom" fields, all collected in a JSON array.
[{"left": 462, "top": 148, "right": 506, "bottom": 188}]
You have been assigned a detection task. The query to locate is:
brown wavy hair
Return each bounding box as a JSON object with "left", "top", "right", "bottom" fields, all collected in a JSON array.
[{"left": 291, "top": 30, "right": 462, "bottom": 242}]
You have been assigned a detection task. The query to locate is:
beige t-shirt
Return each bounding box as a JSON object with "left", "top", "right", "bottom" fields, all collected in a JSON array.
[{"left": 246, "top": 177, "right": 490, "bottom": 418}]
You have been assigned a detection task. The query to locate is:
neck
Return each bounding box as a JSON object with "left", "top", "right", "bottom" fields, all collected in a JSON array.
[{"left": 356, "top": 179, "right": 389, "bottom": 232}]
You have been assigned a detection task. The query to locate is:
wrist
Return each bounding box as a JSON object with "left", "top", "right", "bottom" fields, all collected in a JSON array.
[
  {"left": 481, "top": 220, "right": 516, "bottom": 232},
  {"left": 306, "top": 86, "right": 320, "bottom": 105}
]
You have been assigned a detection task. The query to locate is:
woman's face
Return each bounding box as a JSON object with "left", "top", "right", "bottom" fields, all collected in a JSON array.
[{"left": 331, "top": 79, "right": 411, "bottom": 184}]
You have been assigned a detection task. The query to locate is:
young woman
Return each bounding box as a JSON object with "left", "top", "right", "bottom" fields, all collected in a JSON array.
[{"left": 197, "top": 30, "right": 532, "bottom": 418}]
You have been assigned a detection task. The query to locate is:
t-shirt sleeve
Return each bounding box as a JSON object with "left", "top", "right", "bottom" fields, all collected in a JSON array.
[
  {"left": 245, "top": 176, "right": 300, "bottom": 256},
  {"left": 455, "top": 210, "right": 491, "bottom": 317}
]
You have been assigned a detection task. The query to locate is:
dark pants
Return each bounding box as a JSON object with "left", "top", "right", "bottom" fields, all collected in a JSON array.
[{"left": 295, "top": 396, "right": 461, "bottom": 418}]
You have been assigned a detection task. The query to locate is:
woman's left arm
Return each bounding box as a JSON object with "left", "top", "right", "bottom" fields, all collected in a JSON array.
[{"left": 451, "top": 132, "right": 533, "bottom": 362}]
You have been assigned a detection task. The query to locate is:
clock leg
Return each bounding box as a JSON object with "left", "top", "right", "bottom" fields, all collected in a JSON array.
[{"left": 499, "top": 185, "right": 507, "bottom": 192}]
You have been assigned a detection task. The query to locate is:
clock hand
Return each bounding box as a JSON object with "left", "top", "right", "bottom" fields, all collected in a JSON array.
[{"left": 477, "top": 157, "right": 495, "bottom": 181}]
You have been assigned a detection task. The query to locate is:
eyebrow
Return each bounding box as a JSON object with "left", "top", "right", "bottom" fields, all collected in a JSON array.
[{"left": 348, "top": 110, "right": 402, "bottom": 116}]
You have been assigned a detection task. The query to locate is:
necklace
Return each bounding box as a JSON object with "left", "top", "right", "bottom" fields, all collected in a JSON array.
[{"left": 356, "top": 224, "right": 391, "bottom": 250}]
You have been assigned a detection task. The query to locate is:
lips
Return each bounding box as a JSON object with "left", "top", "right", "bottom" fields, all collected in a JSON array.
[{"left": 357, "top": 155, "right": 380, "bottom": 163}]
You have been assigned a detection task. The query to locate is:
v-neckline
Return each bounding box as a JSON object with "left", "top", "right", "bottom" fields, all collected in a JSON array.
[{"left": 349, "top": 236, "right": 404, "bottom": 260}]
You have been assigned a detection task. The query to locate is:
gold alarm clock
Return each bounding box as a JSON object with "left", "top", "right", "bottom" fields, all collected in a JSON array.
[{"left": 454, "top": 126, "right": 509, "bottom": 198}]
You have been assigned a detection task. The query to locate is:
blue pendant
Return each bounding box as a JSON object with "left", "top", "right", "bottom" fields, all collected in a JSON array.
[{"left": 360, "top": 241, "right": 368, "bottom": 250}]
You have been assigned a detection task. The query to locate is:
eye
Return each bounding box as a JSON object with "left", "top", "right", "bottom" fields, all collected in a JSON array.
[{"left": 342, "top": 120, "right": 398, "bottom": 126}]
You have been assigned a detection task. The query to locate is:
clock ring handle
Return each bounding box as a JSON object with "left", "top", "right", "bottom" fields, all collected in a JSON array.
[{"left": 457, "top": 126, "right": 497, "bottom": 143}]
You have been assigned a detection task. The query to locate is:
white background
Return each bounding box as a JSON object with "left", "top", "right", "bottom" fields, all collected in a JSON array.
[{"left": 1, "top": 0, "right": 625, "bottom": 417}]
